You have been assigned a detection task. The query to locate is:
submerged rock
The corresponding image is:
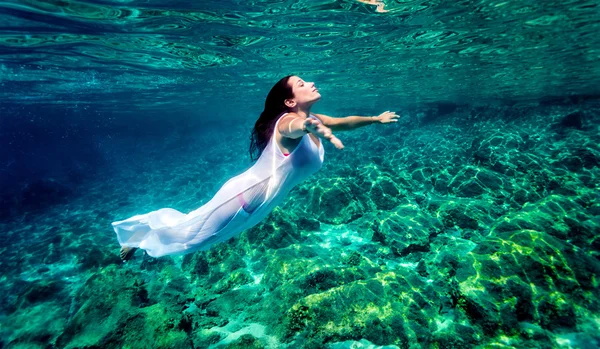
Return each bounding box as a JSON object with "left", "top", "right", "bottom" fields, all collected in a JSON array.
[
  {"left": 455, "top": 228, "right": 600, "bottom": 342},
  {"left": 55, "top": 264, "right": 193, "bottom": 348},
  {"left": 16, "top": 279, "right": 66, "bottom": 308},
  {"left": 558, "top": 111, "right": 585, "bottom": 130}
]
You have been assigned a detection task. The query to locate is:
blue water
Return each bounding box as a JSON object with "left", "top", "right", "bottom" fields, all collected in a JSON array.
[{"left": 1, "top": 1, "right": 599, "bottom": 348}]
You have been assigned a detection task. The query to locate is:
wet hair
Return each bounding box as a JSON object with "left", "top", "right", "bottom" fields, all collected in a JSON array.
[{"left": 249, "top": 75, "right": 295, "bottom": 161}]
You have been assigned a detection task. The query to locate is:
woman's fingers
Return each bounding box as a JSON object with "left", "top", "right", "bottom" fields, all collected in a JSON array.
[
  {"left": 325, "top": 130, "right": 343, "bottom": 149},
  {"left": 301, "top": 117, "right": 343, "bottom": 150},
  {"left": 310, "top": 122, "right": 343, "bottom": 149},
  {"left": 377, "top": 111, "right": 401, "bottom": 123},
  {"left": 305, "top": 119, "right": 320, "bottom": 132},
  {"left": 330, "top": 136, "right": 344, "bottom": 149}
]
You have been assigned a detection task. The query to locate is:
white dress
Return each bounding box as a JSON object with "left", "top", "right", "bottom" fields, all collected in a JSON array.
[{"left": 111, "top": 113, "right": 325, "bottom": 257}]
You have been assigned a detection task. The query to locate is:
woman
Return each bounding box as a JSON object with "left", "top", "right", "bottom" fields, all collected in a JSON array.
[{"left": 113, "top": 75, "right": 399, "bottom": 261}]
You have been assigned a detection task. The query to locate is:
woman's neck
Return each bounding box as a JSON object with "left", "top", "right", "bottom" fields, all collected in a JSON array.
[{"left": 293, "top": 108, "right": 311, "bottom": 119}]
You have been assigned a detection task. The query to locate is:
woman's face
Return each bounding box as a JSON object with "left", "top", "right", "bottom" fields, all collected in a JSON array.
[{"left": 286, "top": 76, "right": 321, "bottom": 108}]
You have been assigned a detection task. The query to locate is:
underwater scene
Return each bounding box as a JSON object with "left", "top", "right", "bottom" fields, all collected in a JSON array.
[{"left": 1, "top": 0, "right": 599, "bottom": 348}]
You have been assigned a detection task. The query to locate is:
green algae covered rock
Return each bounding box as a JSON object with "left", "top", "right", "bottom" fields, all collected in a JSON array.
[
  {"left": 16, "top": 279, "right": 66, "bottom": 308},
  {"left": 437, "top": 201, "right": 480, "bottom": 230},
  {"left": 261, "top": 250, "right": 372, "bottom": 316},
  {"left": 370, "top": 176, "right": 404, "bottom": 211},
  {"left": 305, "top": 178, "right": 367, "bottom": 224},
  {"left": 96, "top": 304, "right": 190, "bottom": 348},
  {"left": 222, "top": 334, "right": 267, "bottom": 349},
  {"left": 454, "top": 229, "right": 600, "bottom": 343},
  {"left": 448, "top": 166, "right": 513, "bottom": 199},
  {"left": 277, "top": 271, "right": 438, "bottom": 347},
  {"left": 370, "top": 204, "right": 442, "bottom": 258},
  {"left": 244, "top": 209, "right": 302, "bottom": 249},
  {"left": 55, "top": 264, "right": 193, "bottom": 348},
  {"left": 214, "top": 268, "right": 253, "bottom": 294}
]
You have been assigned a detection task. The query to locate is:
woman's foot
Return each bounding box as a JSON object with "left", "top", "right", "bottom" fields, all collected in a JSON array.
[{"left": 120, "top": 246, "right": 138, "bottom": 262}]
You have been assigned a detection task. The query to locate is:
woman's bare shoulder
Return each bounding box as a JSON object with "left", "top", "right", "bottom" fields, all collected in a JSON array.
[{"left": 277, "top": 112, "right": 303, "bottom": 139}]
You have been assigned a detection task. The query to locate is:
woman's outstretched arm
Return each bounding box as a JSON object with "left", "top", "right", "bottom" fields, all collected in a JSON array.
[{"left": 312, "top": 111, "right": 399, "bottom": 132}]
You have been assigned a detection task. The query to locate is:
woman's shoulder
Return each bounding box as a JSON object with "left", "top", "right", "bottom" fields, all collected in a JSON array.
[{"left": 276, "top": 112, "right": 301, "bottom": 129}]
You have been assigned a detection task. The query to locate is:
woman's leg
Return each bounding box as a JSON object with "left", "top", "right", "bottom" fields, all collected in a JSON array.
[
  {"left": 166, "top": 178, "right": 270, "bottom": 247},
  {"left": 128, "top": 177, "right": 271, "bottom": 254},
  {"left": 238, "top": 178, "right": 269, "bottom": 214},
  {"left": 153, "top": 196, "right": 242, "bottom": 245}
]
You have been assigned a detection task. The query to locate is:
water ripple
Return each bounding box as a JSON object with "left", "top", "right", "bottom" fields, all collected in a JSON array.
[{"left": 0, "top": 0, "right": 598, "bottom": 109}]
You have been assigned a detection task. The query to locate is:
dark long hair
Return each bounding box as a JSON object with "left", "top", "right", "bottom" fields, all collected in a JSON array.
[{"left": 249, "top": 75, "right": 295, "bottom": 161}]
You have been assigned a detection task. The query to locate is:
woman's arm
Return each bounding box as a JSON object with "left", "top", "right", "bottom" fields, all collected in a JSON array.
[
  {"left": 278, "top": 114, "right": 309, "bottom": 139},
  {"left": 312, "top": 111, "right": 398, "bottom": 132},
  {"left": 312, "top": 113, "right": 380, "bottom": 132},
  {"left": 280, "top": 113, "right": 344, "bottom": 149}
]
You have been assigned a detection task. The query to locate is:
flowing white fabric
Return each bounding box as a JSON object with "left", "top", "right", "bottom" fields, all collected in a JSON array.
[{"left": 111, "top": 113, "right": 325, "bottom": 257}]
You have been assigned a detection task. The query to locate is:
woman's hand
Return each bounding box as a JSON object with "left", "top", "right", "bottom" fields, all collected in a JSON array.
[
  {"left": 304, "top": 118, "right": 344, "bottom": 150},
  {"left": 375, "top": 111, "right": 400, "bottom": 123}
]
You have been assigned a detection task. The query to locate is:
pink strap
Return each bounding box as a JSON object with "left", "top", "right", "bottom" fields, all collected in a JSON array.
[{"left": 237, "top": 192, "right": 247, "bottom": 208}]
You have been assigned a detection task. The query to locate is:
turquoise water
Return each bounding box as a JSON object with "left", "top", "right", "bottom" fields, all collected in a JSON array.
[{"left": 1, "top": 1, "right": 599, "bottom": 348}]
